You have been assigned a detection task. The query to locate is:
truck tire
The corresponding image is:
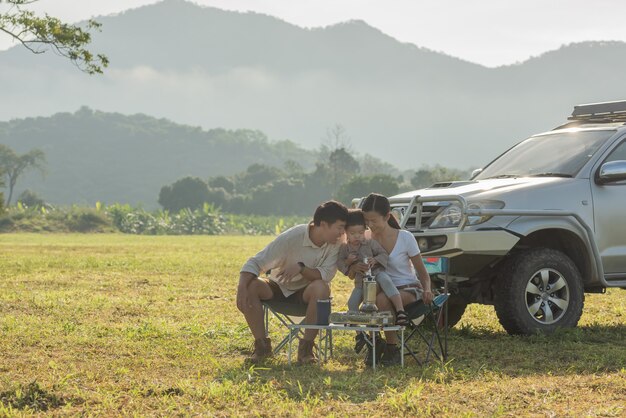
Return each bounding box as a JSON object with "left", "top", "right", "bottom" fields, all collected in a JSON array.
[{"left": 494, "top": 248, "right": 584, "bottom": 335}]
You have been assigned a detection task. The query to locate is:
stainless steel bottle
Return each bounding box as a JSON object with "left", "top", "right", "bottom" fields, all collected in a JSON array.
[{"left": 359, "top": 257, "right": 378, "bottom": 313}]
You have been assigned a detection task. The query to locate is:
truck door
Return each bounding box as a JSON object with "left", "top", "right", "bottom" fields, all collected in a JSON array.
[{"left": 591, "top": 138, "right": 626, "bottom": 276}]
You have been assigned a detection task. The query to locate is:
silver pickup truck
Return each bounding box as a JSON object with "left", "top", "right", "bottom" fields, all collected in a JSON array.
[{"left": 358, "top": 100, "right": 626, "bottom": 335}]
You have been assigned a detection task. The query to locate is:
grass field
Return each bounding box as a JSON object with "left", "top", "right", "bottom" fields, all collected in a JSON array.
[{"left": 0, "top": 234, "right": 624, "bottom": 416}]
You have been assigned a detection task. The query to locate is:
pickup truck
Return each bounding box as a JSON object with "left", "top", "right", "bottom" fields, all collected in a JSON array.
[{"left": 357, "top": 100, "right": 626, "bottom": 335}]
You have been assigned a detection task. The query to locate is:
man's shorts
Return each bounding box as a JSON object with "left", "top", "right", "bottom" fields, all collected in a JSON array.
[{"left": 264, "top": 278, "right": 307, "bottom": 305}]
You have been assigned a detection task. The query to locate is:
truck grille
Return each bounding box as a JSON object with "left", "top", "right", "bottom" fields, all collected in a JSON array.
[{"left": 391, "top": 204, "right": 445, "bottom": 230}]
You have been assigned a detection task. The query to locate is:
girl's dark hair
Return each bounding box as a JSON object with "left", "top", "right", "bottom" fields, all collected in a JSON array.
[
  {"left": 346, "top": 209, "right": 366, "bottom": 228},
  {"left": 361, "top": 193, "right": 401, "bottom": 229}
]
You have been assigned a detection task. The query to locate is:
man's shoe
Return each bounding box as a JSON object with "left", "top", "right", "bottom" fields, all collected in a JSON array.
[
  {"left": 354, "top": 332, "right": 367, "bottom": 354},
  {"left": 380, "top": 344, "right": 401, "bottom": 366},
  {"left": 364, "top": 334, "right": 385, "bottom": 367},
  {"left": 297, "top": 338, "right": 317, "bottom": 364},
  {"left": 247, "top": 337, "right": 272, "bottom": 364}
]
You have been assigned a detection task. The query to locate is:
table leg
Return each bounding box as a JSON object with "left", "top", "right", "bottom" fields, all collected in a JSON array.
[
  {"left": 329, "top": 329, "right": 333, "bottom": 358},
  {"left": 372, "top": 331, "right": 376, "bottom": 371},
  {"left": 288, "top": 328, "right": 293, "bottom": 366},
  {"left": 401, "top": 327, "right": 404, "bottom": 367}
]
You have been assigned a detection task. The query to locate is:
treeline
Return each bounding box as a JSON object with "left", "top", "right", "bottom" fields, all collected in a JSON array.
[{"left": 158, "top": 148, "right": 473, "bottom": 215}]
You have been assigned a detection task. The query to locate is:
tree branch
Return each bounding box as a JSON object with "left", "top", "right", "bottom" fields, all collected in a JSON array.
[{"left": 0, "top": 0, "right": 108, "bottom": 74}]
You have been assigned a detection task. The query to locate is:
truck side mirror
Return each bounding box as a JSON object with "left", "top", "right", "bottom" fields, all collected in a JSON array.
[
  {"left": 470, "top": 168, "right": 483, "bottom": 179},
  {"left": 597, "top": 160, "right": 626, "bottom": 184}
]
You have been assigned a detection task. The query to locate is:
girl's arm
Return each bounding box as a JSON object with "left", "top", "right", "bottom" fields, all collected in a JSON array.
[{"left": 410, "top": 255, "right": 433, "bottom": 304}]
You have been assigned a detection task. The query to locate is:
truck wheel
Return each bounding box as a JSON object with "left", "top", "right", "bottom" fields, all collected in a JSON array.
[{"left": 494, "top": 248, "right": 584, "bottom": 335}]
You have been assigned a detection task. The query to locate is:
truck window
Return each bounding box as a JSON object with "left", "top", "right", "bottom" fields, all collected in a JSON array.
[{"left": 605, "top": 140, "right": 626, "bottom": 163}]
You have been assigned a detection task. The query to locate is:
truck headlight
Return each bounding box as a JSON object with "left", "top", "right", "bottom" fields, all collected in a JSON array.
[{"left": 429, "top": 201, "right": 505, "bottom": 228}]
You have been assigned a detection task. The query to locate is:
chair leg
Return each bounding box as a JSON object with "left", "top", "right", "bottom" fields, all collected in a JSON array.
[
  {"left": 402, "top": 306, "right": 449, "bottom": 365},
  {"left": 263, "top": 305, "right": 308, "bottom": 355}
]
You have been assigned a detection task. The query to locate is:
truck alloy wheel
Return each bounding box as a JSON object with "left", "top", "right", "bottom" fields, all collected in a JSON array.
[
  {"left": 494, "top": 248, "right": 584, "bottom": 335},
  {"left": 525, "top": 268, "right": 569, "bottom": 324}
]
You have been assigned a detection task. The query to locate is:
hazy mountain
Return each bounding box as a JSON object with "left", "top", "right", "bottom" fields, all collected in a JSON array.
[
  {"left": 2, "top": 0, "right": 626, "bottom": 170},
  {"left": 0, "top": 108, "right": 317, "bottom": 207}
]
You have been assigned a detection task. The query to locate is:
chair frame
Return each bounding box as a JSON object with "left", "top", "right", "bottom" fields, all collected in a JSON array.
[
  {"left": 402, "top": 294, "right": 448, "bottom": 365},
  {"left": 401, "top": 258, "right": 451, "bottom": 365},
  {"left": 262, "top": 300, "right": 308, "bottom": 355}
]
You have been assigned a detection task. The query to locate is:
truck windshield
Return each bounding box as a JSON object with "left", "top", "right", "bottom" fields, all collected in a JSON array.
[{"left": 475, "top": 130, "right": 614, "bottom": 180}]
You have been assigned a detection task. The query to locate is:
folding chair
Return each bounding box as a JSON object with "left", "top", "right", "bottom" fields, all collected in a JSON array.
[
  {"left": 262, "top": 300, "right": 308, "bottom": 354},
  {"left": 401, "top": 256, "right": 451, "bottom": 365},
  {"left": 402, "top": 293, "right": 449, "bottom": 365}
]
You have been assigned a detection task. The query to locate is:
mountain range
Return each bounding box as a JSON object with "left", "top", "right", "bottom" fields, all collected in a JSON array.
[{"left": 2, "top": 0, "right": 626, "bottom": 205}]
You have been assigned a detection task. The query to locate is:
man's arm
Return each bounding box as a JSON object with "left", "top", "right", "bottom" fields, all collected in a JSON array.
[
  {"left": 238, "top": 232, "right": 290, "bottom": 307},
  {"left": 276, "top": 260, "right": 323, "bottom": 283},
  {"left": 335, "top": 244, "right": 351, "bottom": 276},
  {"left": 315, "top": 245, "right": 340, "bottom": 283},
  {"left": 240, "top": 232, "right": 289, "bottom": 278}
]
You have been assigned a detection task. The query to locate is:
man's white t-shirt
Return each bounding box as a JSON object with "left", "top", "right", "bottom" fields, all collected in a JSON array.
[{"left": 384, "top": 229, "right": 422, "bottom": 288}]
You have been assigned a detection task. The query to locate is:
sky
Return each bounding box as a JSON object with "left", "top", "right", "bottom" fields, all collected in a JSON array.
[{"left": 2, "top": 0, "right": 626, "bottom": 67}]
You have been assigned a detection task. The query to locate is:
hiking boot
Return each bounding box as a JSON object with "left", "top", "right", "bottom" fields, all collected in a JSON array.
[
  {"left": 354, "top": 332, "right": 367, "bottom": 354},
  {"left": 297, "top": 338, "right": 317, "bottom": 364},
  {"left": 247, "top": 337, "right": 272, "bottom": 364},
  {"left": 380, "top": 344, "right": 401, "bottom": 366},
  {"left": 364, "top": 334, "right": 385, "bottom": 367}
]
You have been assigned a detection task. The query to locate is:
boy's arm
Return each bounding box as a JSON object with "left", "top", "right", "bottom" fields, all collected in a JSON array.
[{"left": 369, "top": 240, "right": 388, "bottom": 269}]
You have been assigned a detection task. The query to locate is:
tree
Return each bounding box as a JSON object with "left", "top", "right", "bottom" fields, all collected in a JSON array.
[
  {"left": 208, "top": 176, "right": 234, "bottom": 194},
  {"left": 411, "top": 164, "right": 471, "bottom": 189},
  {"left": 0, "top": 144, "right": 46, "bottom": 206},
  {"left": 234, "top": 164, "right": 283, "bottom": 193},
  {"left": 316, "top": 125, "right": 360, "bottom": 197},
  {"left": 0, "top": 167, "right": 4, "bottom": 213},
  {"left": 337, "top": 174, "right": 400, "bottom": 205},
  {"left": 326, "top": 147, "right": 360, "bottom": 198},
  {"left": 0, "top": 0, "right": 108, "bottom": 74},
  {"left": 17, "top": 189, "right": 44, "bottom": 207},
  {"left": 158, "top": 176, "right": 210, "bottom": 212}
]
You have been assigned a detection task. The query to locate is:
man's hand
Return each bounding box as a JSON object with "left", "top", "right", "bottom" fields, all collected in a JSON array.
[
  {"left": 276, "top": 263, "right": 302, "bottom": 284},
  {"left": 346, "top": 254, "right": 358, "bottom": 264},
  {"left": 368, "top": 258, "right": 378, "bottom": 268}
]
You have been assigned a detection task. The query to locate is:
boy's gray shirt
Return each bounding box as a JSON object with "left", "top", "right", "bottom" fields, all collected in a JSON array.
[{"left": 337, "top": 239, "right": 388, "bottom": 286}]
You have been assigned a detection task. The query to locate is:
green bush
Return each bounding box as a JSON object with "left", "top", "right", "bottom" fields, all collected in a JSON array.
[
  {"left": 0, "top": 203, "right": 307, "bottom": 235},
  {"left": 0, "top": 205, "right": 114, "bottom": 233}
]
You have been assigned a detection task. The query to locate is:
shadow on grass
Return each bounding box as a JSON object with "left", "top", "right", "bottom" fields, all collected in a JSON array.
[
  {"left": 0, "top": 381, "right": 84, "bottom": 412},
  {"left": 216, "top": 323, "right": 626, "bottom": 404},
  {"left": 446, "top": 323, "right": 626, "bottom": 377}
]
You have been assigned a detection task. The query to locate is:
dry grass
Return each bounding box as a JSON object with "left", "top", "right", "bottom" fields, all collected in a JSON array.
[{"left": 0, "top": 234, "right": 624, "bottom": 416}]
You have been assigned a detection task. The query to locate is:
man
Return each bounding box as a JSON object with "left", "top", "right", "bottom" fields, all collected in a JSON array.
[{"left": 237, "top": 200, "right": 348, "bottom": 364}]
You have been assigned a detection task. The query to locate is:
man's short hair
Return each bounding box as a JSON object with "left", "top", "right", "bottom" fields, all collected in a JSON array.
[
  {"left": 313, "top": 200, "right": 348, "bottom": 226},
  {"left": 346, "top": 209, "right": 366, "bottom": 228}
]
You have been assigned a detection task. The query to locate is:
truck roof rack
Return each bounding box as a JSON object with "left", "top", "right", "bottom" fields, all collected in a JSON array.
[{"left": 568, "top": 100, "right": 626, "bottom": 123}]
